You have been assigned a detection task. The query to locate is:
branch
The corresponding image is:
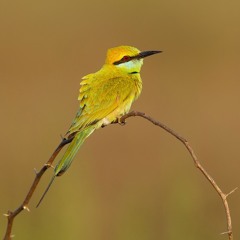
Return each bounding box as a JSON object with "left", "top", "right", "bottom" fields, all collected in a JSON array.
[
  {"left": 3, "top": 137, "right": 74, "bottom": 240},
  {"left": 2, "top": 111, "right": 235, "bottom": 240},
  {"left": 119, "top": 111, "right": 235, "bottom": 240}
]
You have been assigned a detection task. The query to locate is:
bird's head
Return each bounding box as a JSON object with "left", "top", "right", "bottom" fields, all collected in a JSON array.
[{"left": 105, "top": 46, "right": 161, "bottom": 74}]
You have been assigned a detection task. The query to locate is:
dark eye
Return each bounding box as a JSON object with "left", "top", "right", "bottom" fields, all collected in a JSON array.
[
  {"left": 113, "top": 55, "right": 132, "bottom": 65},
  {"left": 121, "top": 55, "right": 131, "bottom": 62}
]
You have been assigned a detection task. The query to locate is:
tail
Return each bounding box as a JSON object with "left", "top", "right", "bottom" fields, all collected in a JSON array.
[
  {"left": 55, "top": 126, "right": 95, "bottom": 176},
  {"left": 36, "top": 175, "right": 56, "bottom": 208},
  {"left": 36, "top": 126, "right": 95, "bottom": 207}
]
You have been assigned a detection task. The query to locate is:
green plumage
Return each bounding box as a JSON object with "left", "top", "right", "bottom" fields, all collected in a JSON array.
[
  {"left": 55, "top": 126, "right": 95, "bottom": 176},
  {"left": 36, "top": 45, "right": 160, "bottom": 207}
]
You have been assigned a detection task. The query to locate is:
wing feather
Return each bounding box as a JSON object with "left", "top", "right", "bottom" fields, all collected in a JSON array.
[{"left": 68, "top": 72, "right": 139, "bottom": 134}]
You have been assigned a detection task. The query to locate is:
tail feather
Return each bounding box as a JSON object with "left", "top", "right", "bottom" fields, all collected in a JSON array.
[
  {"left": 36, "top": 175, "right": 56, "bottom": 208},
  {"left": 36, "top": 126, "right": 95, "bottom": 207},
  {"left": 55, "top": 126, "right": 95, "bottom": 176}
]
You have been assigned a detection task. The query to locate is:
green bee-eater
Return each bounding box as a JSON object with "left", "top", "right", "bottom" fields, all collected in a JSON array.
[{"left": 37, "top": 46, "right": 161, "bottom": 206}]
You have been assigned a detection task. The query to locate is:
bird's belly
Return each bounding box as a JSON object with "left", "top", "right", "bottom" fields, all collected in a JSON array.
[
  {"left": 101, "top": 117, "right": 111, "bottom": 126},
  {"left": 100, "top": 101, "right": 132, "bottom": 127}
]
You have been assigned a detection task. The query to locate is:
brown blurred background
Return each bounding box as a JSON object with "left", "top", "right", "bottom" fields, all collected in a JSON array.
[{"left": 1, "top": 0, "right": 240, "bottom": 239}]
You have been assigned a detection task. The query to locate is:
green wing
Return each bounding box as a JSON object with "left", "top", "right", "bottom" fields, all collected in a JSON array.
[{"left": 68, "top": 73, "right": 138, "bottom": 134}]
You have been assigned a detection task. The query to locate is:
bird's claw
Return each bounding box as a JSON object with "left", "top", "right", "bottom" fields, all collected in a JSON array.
[{"left": 118, "top": 117, "right": 126, "bottom": 126}]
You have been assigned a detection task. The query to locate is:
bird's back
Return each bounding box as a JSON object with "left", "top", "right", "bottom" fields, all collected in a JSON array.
[{"left": 68, "top": 65, "right": 142, "bottom": 134}]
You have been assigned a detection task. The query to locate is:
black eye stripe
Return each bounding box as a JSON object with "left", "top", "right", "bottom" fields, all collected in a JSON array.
[
  {"left": 130, "top": 71, "right": 139, "bottom": 74},
  {"left": 113, "top": 55, "right": 133, "bottom": 65}
]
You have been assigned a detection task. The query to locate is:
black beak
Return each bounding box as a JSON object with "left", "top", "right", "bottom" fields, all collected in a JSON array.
[
  {"left": 137, "top": 50, "right": 162, "bottom": 59},
  {"left": 113, "top": 50, "right": 162, "bottom": 65}
]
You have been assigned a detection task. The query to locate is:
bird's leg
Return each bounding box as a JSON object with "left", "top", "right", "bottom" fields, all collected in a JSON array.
[
  {"left": 117, "top": 117, "right": 126, "bottom": 126},
  {"left": 101, "top": 117, "right": 126, "bottom": 127}
]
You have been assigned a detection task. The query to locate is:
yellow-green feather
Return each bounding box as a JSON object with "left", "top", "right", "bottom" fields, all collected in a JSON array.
[
  {"left": 58, "top": 48, "right": 143, "bottom": 174},
  {"left": 55, "top": 126, "right": 95, "bottom": 176},
  {"left": 68, "top": 67, "right": 142, "bottom": 134},
  {"left": 37, "top": 46, "right": 145, "bottom": 206}
]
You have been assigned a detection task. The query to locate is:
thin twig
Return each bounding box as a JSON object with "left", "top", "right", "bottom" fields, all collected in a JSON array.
[
  {"left": 2, "top": 111, "right": 234, "bottom": 240},
  {"left": 3, "top": 137, "right": 74, "bottom": 240},
  {"left": 119, "top": 111, "right": 234, "bottom": 240}
]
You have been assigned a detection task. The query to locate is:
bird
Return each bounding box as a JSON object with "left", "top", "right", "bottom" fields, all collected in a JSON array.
[{"left": 37, "top": 45, "right": 161, "bottom": 207}]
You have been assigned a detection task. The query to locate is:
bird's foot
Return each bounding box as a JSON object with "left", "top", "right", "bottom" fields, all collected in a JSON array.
[{"left": 117, "top": 117, "right": 126, "bottom": 126}]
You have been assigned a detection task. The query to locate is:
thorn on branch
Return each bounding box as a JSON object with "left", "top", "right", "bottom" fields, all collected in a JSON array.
[
  {"left": 3, "top": 212, "right": 10, "bottom": 217},
  {"left": 221, "top": 231, "right": 232, "bottom": 235},
  {"left": 44, "top": 163, "right": 54, "bottom": 169},
  {"left": 33, "top": 168, "right": 38, "bottom": 175},
  {"left": 225, "top": 187, "right": 238, "bottom": 198},
  {"left": 23, "top": 205, "right": 30, "bottom": 212}
]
